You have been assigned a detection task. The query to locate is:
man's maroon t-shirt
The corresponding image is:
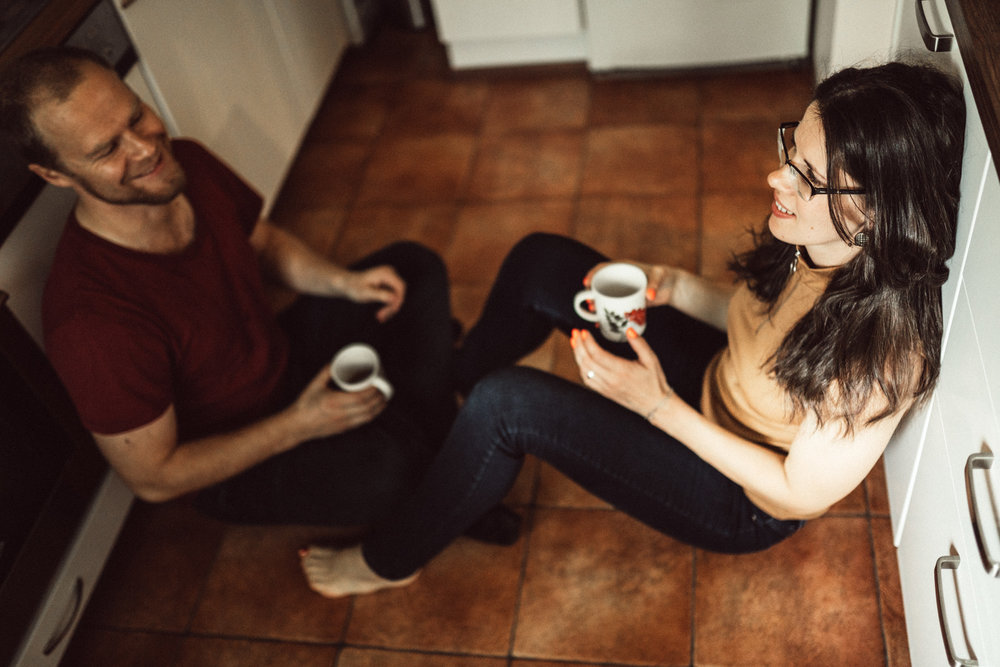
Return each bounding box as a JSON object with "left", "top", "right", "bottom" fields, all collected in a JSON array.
[{"left": 43, "top": 140, "right": 289, "bottom": 439}]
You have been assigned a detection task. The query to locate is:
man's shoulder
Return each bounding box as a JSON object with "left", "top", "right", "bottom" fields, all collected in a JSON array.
[
  {"left": 170, "top": 139, "right": 237, "bottom": 178},
  {"left": 170, "top": 138, "right": 262, "bottom": 216},
  {"left": 170, "top": 138, "right": 215, "bottom": 171}
]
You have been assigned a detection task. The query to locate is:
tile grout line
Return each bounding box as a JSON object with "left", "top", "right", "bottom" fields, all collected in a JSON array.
[{"left": 505, "top": 458, "right": 544, "bottom": 661}]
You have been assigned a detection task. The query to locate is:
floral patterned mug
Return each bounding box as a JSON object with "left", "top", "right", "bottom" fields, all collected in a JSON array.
[{"left": 573, "top": 263, "right": 647, "bottom": 342}]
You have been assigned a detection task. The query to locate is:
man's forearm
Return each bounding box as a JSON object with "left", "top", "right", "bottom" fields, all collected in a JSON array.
[
  {"left": 97, "top": 404, "right": 305, "bottom": 503},
  {"left": 251, "top": 219, "right": 350, "bottom": 297}
]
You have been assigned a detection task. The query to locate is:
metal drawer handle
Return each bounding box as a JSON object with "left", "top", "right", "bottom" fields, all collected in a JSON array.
[
  {"left": 916, "top": 0, "right": 953, "bottom": 52},
  {"left": 966, "top": 452, "right": 1000, "bottom": 576},
  {"left": 934, "top": 555, "right": 979, "bottom": 666}
]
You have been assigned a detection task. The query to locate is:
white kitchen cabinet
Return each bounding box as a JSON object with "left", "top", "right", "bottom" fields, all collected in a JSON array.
[
  {"left": 890, "top": 160, "right": 1000, "bottom": 667},
  {"left": 899, "top": 282, "right": 1000, "bottom": 665},
  {"left": 882, "top": 0, "right": 986, "bottom": 537},
  {"left": 879, "top": 1, "right": 1000, "bottom": 663},
  {"left": 112, "top": 0, "right": 351, "bottom": 210},
  {"left": 882, "top": 28, "right": 988, "bottom": 541},
  {"left": 429, "top": 0, "right": 586, "bottom": 69},
  {"left": 895, "top": 391, "right": 991, "bottom": 666},
  {"left": 429, "top": 0, "right": 811, "bottom": 72},
  {"left": 584, "top": 0, "right": 811, "bottom": 71}
]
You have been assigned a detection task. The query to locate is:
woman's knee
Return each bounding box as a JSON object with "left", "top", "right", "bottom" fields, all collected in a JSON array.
[{"left": 506, "top": 233, "right": 592, "bottom": 268}]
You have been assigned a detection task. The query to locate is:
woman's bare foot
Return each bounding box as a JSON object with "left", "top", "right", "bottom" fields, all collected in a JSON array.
[{"left": 299, "top": 545, "right": 419, "bottom": 598}]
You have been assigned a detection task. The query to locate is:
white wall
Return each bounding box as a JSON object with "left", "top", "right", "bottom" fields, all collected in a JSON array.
[
  {"left": 812, "top": 0, "right": 899, "bottom": 81},
  {"left": 112, "top": 0, "right": 350, "bottom": 210}
]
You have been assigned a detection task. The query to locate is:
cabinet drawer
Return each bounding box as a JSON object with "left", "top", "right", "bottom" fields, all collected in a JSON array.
[
  {"left": 585, "top": 0, "right": 810, "bottom": 71},
  {"left": 13, "top": 473, "right": 132, "bottom": 666},
  {"left": 431, "top": 0, "right": 582, "bottom": 42}
]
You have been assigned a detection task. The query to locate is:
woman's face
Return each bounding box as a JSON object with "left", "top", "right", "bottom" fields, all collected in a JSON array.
[{"left": 766, "top": 102, "right": 866, "bottom": 268}]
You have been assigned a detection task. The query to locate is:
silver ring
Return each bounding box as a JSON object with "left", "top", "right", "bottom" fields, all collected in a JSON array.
[{"left": 586, "top": 370, "right": 595, "bottom": 379}]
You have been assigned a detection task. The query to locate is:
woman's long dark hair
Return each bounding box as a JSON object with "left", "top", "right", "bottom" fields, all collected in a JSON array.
[{"left": 730, "top": 62, "right": 966, "bottom": 431}]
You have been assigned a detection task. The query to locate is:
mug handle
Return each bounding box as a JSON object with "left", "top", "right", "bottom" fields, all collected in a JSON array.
[
  {"left": 573, "top": 289, "right": 600, "bottom": 322},
  {"left": 372, "top": 376, "right": 394, "bottom": 400}
]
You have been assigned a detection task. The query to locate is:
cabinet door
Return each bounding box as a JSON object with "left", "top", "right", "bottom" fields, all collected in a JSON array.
[
  {"left": 431, "top": 0, "right": 582, "bottom": 41},
  {"left": 892, "top": 0, "right": 984, "bottom": 337},
  {"left": 884, "top": 0, "right": 989, "bottom": 537},
  {"left": 584, "top": 0, "right": 810, "bottom": 71},
  {"left": 883, "top": 79, "right": 990, "bottom": 537},
  {"left": 429, "top": 0, "right": 585, "bottom": 68},
  {"left": 951, "top": 161, "right": 1000, "bottom": 662},
  {"left": 897, "top": 298, "right": 993, "bottom": 665},
  {"left": 962, "top": 160, "right": 1000, "bottom": 430}
]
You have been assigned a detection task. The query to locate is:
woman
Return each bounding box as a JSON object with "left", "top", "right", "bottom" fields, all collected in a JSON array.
[{"left": 300, "top": 61, "right": 965, "bottom": 596}]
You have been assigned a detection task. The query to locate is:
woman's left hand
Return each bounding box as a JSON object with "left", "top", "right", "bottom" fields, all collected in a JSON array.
[{"left": 570, "top": 327, "right": 673, "bottom": 418}]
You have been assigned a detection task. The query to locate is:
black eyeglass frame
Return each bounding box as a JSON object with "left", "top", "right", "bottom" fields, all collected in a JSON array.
[{"left": 778, "top": 121, "right": 866, "bottom": 200}]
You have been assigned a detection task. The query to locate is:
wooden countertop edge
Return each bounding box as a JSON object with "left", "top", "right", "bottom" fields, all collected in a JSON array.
[
  {"left": 947, "top": 0, "right": 1000, "bottom": 163},
  {"left": 0, "top": 0, "right": 99, "bottom": 67}
]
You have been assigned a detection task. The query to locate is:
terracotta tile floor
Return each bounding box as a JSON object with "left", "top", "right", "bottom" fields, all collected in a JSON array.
[{"left": 61, "top": 24, "right": 910, "bottom": 667}]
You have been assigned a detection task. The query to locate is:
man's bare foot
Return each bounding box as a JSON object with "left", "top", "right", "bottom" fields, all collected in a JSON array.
[{"left": 299, "top": 545, "right": 419, "bottom": 598}]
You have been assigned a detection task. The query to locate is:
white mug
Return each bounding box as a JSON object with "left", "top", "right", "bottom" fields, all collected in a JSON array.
[
  {"left": 573, "top": 263, "right": 648, "bottom": 342},
  {"left": 329, "top": 343, "right": 394, "bottom": 399}
]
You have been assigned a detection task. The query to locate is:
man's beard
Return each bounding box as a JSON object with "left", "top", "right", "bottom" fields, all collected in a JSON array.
[{"left": 72, "top": 167, "right": 188, "bottom": 206}]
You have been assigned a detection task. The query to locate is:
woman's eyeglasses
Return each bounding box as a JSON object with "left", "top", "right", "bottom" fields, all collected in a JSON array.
[{"left": 779, "top": 121, "right": 866, "bottom": 201}]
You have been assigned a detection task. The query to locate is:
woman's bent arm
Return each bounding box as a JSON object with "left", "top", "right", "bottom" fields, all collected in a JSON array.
[
  {"left": 574, "top": 326, "right": 904, "bottom": 520},
  {"left": 652, "top": 396, "right": 904, "bottom": 520}
]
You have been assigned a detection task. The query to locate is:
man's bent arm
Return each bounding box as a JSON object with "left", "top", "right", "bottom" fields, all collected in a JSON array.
[
  {"left": 249, "top": 219, "right": 357, "bottom": 297},
  {"left": 249, "top": 219, "right": 406, "bottom": 320},
  {"left": 93, "top": 368, "right": 387, "bottom": 502}
]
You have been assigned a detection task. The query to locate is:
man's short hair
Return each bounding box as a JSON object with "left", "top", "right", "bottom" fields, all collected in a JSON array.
[{"left": 0, "top": 47, "right": 114, "bottom": 170}]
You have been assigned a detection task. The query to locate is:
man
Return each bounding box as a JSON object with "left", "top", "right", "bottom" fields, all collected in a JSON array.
[{"left": 0, "top": 47, "right": 517, "bottom": 541}]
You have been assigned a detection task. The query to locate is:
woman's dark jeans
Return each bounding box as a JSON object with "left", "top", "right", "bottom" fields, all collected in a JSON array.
[
  {"left": 195, "top": 241, "right": 457, "bottom": 527},
  {"left": 363, "top": 233, "right": 803, "bottom": 579}
]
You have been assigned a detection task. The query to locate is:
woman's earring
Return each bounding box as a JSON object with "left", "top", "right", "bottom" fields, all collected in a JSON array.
[{"left": 852, "top": 231, "right": 869, "bottom": 247}]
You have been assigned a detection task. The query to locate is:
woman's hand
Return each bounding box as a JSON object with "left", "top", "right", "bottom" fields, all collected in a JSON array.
[
  {"left": 582, "top": 261, "right": 678, "bottom": 308},
  {"left": 570, "top": 327, "right": 674, "bottom": 419},
  {"left": 340, "top": 266, "right": 406, "bottom": 322}
]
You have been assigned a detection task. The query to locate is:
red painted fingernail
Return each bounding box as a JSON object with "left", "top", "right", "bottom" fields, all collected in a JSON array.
[
  {"left": 298, "top": 548, "right": 309, "bottom": 558},
  {"left": 626, "top": 327, "right": 637, "bottom": 339},
  {"left": 646, "top": 287, "right": 656, "bottom": 301}
]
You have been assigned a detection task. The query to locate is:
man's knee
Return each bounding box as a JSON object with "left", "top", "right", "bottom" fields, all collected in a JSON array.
[{"left": 382, "top": 241, "right": 447, "bottom": 283}]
